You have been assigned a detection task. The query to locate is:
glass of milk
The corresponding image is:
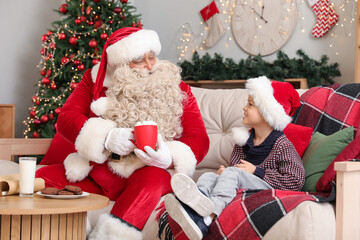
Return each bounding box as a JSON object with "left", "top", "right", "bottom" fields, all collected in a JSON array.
[{"left": 19, "top": 157, "right": 37, "bottom": 197}]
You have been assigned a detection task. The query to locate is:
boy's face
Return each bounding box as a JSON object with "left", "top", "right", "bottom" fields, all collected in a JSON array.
[{"left": 242, "top": 96, "right": 267, "bottom": 127}]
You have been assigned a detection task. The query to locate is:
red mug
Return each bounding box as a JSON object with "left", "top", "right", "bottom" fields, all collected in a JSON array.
[{"left": 132, "top": 122, "right": 157, "bottom": 151}]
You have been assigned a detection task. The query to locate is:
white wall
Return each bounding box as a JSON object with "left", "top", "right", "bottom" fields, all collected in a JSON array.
[{"left": 0, "top": 0, "right": 356, "bottom": 137}]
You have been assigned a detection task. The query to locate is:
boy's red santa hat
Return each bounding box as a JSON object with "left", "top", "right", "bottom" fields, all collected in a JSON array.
[
  {"left": 233, "top": 76, "right": 300, "bottom": 146},
  {"left": 93, "top": 27, "right": 161, "bottom": 100}
]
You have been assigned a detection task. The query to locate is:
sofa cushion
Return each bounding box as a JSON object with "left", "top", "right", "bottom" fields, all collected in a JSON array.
[
  {"left": 316, "top": 134, "right": 360, "bottom": 192},
  {"left": 283, "top": 123, "right": 313, "bottom": 157},
  {"left": 302, "top": 127, "right": 354, "bottom": 192},
  {"left": 191, "top": 87, "right": 247, "bottom": 177}
]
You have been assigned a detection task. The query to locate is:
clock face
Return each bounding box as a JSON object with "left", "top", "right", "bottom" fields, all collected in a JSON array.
[{"left": 232, "top": 0, "right": 297, "bottom": 56}]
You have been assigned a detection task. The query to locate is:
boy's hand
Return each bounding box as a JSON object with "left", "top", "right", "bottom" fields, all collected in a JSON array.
[
  {"left": 216, "top": 165, "right": 225, "bottom": 175},
  {"left": 234, "top": 160, "right": 256, "bottom": 174}
]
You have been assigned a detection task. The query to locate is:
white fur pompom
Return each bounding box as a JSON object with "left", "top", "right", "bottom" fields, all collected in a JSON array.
[{"left": 232, "top": 127, "right": 251, "bottom": 146}]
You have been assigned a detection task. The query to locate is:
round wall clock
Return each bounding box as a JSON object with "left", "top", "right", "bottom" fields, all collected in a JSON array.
[{"left": 232, "top": 0, "right": 297, "bottom": 56}]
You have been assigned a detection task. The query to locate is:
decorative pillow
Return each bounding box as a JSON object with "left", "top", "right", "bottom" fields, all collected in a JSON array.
[
  {"left": 39, "top": 133, "right": 76, "bottom": 165},
  {"left": 283, "top": 123, "right": 313, "bottom": 157},
  {"left": 316, "top": 134, "right": 360, "bottom": 192},
  {"left": 301, "top": 127, "right": 354, "bottom": 192}
]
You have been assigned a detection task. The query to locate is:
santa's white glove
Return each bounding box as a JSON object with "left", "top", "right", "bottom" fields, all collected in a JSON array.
[
  {"left": 134, "top": 134, "right": 172, "bottom": 169},
  {"left": 104, "top": 128, "right": 136, "bottom": 156}
]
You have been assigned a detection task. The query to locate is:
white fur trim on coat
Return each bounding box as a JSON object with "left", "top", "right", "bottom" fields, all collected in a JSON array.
[
  {"left": 88, "top": 213, "right": 142, "bottom": 240},
  {"left": 108, "top": 157, "right": 146, "bottom": 179},
  {"left": 166, "top": 141, "right": 197, "bottom": 177},
  {"left": 64, "top": 152, "right": 93, "bottom": 182},
  {"left": 232, "top": 127, "right": 251, "bottom": 147},
  {"left": 75, "top": 117, "right": 116, "bottom": 164},
  {"left": 91, "top": 63, "right": 112, "bottom": 88},
  {"left": 107, "top": 29, "right": 161, "bottom": 67},
  {"left": 90, "top": 97, "right": 109, "bottom": 116},
  {"left": 246, "top": 76, "right": 292, "bottom": 131}
]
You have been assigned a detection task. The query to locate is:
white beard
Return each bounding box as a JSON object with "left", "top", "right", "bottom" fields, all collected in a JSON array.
[{"left": 104, "top": 60, "right": 186, "bottom": 141}]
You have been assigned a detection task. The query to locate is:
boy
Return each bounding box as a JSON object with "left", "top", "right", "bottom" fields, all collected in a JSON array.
[{"left": 164, "top": 76, "right": 305, "bottom": 240}]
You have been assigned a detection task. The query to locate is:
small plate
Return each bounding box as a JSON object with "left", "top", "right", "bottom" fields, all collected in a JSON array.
[{"left": 36, "top": 191, "right": 90, "bottom": 199}]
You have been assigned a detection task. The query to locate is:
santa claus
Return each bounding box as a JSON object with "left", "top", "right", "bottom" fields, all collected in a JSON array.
[{"left": 35, "top": 27, "right": 209, "bottom": 239}]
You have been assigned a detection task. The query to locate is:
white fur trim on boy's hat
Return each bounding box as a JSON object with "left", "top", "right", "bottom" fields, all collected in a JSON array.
[
  {"left": 246, "top": 76, "right": 292, "bottom": 131},
  {"left": 232, "top": 127, "right": 251, "bottom": 146},
  {"left": 106, "top": 29, "right": 161, "bottom": 67}
]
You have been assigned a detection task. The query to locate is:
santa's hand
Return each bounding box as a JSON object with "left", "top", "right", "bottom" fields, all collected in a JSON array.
[
  {"left": 134, "top": 134, "right": 172, "bottom": 169},
  {"left": 104, "top": 128, "right": 136, "bottom": 156}
]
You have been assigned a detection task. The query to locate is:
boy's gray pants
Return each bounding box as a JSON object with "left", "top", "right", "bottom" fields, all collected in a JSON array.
[{"left": 196, "top": 166, "right": 272, "bottom": 217}]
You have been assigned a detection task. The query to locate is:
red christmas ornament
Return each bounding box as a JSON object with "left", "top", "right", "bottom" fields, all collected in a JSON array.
[
  {"left": 86, "top": 6, "right": 92, "bottom": 15},
  {"left": 89, "top": 39, "right": 97, "bottom": 48},
  {"left": 50, "top": 42, "right": 56, "bottom": 49},
  {"left": 55, "top": 107, "right": 61, "bottom": 115},
  {"left": 88, "top": 21, "right": 94, "bottom": 26},
  {"left": 75, "top": 18, "right": 82, "bottom": 25},
  {"left": 49, "top": 113, "right": 54, "bottom": 120},
  {"left": 40, "top": 48, "right": 47, "bottom": 56},
  {"left": 40, "top": 69, "right": 46, "bottom": 76},
  {"left": 42, "top": 77, "right": 50, "bottom": 85},
  {"left": 61, "top": 57, "right": 69, "bottom": 64},
  {"left": 100, "top": 32, "right": 108, "bottom": 40},
  {"left": 132, "top": 22, "right": 137, "bottom": 27},
  {"left": 77, "top": 64, "right": 85, "bottom": 71},
  {"left": 70, "top": 82, "right": 79, "bottom": 89},
  {"left": 40, "top": 115, "right": 49, "bottom": 123},
  {"left": 30, "top": 111, "right": 36, "bottom": 118},
  {"left": 93, "top": 0, "right": 100, "bottom": 2},
  {"left": 114, "top": 7, "right": 122, "bottom": 14},
  {"left": 137, "top": 21, "right": 143, "bottom": 29},
  {"left": 47, "top": 53, "right": 53, "bottom": 60},
  {"left": 58, "top": 33, "right": 66, "bottom": 40},
  {"left": 36, "top": 101, "right": 41, "bottom": 105},
  {"left": 32, "top": 96, "right": 38, "bottom": 102},
  {"left": 80, "top": 15, "right": 87, "bottom": 22},
  {"left": 73, "top": 60, "right": 81, "bottom": 65},
  {"left": 59, "top": 4, "right": 68, "bottom": 14},
  {"left": 69, "top": 37, "right": 78, "bottom": 45},
  {"left": 33, "top": 132, "right": 40, "bottom": 138},
  {"left": 121, "top": 15, "right": 126, "bottom": 20},
  {"left": 51, "top": 84, "right": 57, "bottom": 90},
  {"left": 47, "top": 31, "right": 53, "bottom": 36},
  {"left": 121, "top": 0, "right": 128, "bottom": 3},
  {"left": 41, "top": 34, "right": 49, "bottom": 42},
  {"left": 94, "top": 20, "right": 103, "bottom": 29},
  {"left": 109, "top": 20, "right": 113, "bottom": 24},
  {"left": 46, "top": 69, "right": 52, "bottom": 77},
  {"left": 92, "top": 59, "right": 100, "bottom": 65},
  {"left": 34, "top": 119, "right": 41, "bottom": 125}
]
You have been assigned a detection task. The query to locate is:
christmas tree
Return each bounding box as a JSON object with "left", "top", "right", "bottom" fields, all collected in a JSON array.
[{"left": 24, "top": 0, "right": 142, "bottom": 138}]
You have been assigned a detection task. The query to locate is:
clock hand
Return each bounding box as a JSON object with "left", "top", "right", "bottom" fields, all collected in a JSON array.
[{"left": 250, "top": 7, "right": 268, "bottom": 23}]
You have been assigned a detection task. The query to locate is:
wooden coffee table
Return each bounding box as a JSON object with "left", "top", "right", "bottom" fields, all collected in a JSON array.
[{"left": 0, "top": 193, "right": 109, "bottom": 240}]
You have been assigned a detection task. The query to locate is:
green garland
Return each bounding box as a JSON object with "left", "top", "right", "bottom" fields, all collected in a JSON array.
[{"left": 179, "top": 50, "right": 341, "bottom": 88}]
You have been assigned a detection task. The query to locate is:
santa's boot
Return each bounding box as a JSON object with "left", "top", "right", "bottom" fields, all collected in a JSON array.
[{"left": 88, "top": 213, "right": 142, "bottom": 240}]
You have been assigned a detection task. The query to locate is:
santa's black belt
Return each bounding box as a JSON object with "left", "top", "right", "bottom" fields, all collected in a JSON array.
[{"left": 111, "top": 153, "right": 121, "bottom": 160}]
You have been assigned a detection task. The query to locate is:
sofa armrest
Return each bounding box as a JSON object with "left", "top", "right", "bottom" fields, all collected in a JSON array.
[
  {"left": 0, "top": 138, "right": 52, "bottom": 161},
  {"left": 335, "top": 160, "right": 360, "bottom": 240}
]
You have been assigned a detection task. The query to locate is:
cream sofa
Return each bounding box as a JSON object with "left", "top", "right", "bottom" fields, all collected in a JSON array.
[{"left": 1, "top": 86, "right": 359, "bottom": 239}]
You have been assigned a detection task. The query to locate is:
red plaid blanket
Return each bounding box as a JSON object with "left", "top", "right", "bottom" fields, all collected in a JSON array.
[
  {"left": 158, "top": 188, "right": 334, "bottom": 240},
  {"left": 293, "top": 83, "right": 360, "bottom": 135}
]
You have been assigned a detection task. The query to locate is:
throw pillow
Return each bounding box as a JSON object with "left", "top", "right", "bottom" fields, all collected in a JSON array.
[
  {"left": 283, "top": 123, "right": 313, "bottom": 158},
  {"left": 39, "top": 133, "right": 76, "bottom": 165},
  {"left": 301, "top": 127, "right": 354, "bottom": 192},
  {"left": 316, "top": 134, "right": 360, "bottom": 192}
]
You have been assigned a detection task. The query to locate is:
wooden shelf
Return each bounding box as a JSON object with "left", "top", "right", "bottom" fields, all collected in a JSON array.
[{"left": 184, "top": 78, "right": 308, "bottom": 89}]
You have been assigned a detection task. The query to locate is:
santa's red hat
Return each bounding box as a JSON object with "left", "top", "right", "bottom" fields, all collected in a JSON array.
[
  {"left": 93, "top": 27, "right": 161, "bottom": 100},
  {"left": 245, "top": 76, "right": 300, "bottom": 131}
]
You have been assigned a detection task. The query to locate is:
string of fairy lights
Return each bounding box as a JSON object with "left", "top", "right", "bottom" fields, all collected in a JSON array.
[{"left": 177, "top": 0, "right": 357, "bottom": 61}]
